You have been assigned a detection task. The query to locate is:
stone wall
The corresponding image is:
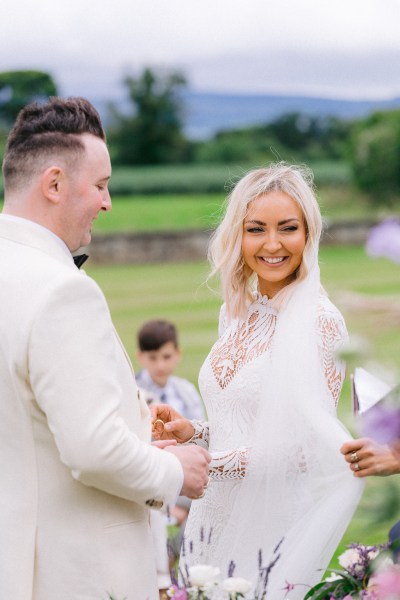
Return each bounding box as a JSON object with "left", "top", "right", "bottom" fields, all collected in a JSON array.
[{"left": 85, "top": 219, "right": 378, "bottom": 265}]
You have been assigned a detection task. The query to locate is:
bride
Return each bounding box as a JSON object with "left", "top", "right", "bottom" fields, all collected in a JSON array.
[{"left": 152, "top": 163, "right": 364, "bottom": 598}]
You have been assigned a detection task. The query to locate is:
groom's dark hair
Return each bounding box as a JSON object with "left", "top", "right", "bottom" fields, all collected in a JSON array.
[{"left": 2, "top": 96, "right": 106, "bottom": 192}]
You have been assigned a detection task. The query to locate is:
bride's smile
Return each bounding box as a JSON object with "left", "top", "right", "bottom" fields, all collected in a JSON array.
[{"left": 242, "top": 189, "right": 307, "bottom": 298}]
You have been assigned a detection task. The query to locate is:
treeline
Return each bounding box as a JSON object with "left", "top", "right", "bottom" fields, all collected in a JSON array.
[{"left": 1, "top": 68, "right": 400, "bottom": 205}]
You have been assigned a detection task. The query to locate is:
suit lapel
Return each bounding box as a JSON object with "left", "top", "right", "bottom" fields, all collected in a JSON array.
[{"left": 0, "top": 215, "right": 74, "bottom": 269}]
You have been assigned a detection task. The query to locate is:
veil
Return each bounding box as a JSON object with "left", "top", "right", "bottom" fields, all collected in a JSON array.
[{"left": 210, "top": 254, "right": 364, "bottom": 599}]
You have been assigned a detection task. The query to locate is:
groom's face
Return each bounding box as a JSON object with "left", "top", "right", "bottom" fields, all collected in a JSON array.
[{"left": 61, "top": 134, "right": 112, "bottom": 251}]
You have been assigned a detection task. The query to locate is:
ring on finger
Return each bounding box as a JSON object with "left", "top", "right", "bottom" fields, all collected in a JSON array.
[
  {"left": 196, "top": 490, "right": 206, "bottom": 499},
  {"left": 350, "top": 451, "right": 359, "bottom": 463},
  {"left": 204, "top": 477, "right": 211, "bottom": 489},
  {"left": 354, "top": 462, "right": 361, "bottom": 471},
  {"left": 153, "top": 419, "right": 165, "bottom": 434}
]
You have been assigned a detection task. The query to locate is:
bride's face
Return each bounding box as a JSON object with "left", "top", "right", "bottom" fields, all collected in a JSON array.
[{"left": 241, "top": 190, "right": 307, "bottom": 298}]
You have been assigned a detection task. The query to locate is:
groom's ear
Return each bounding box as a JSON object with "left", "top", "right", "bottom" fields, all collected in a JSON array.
[{"left": 41, "top": 166, "right": 66, "bottom": 205}]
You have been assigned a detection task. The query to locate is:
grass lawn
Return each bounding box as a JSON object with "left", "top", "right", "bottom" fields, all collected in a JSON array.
[
  {"left": 1, "top": 184, "right": 399, "bottom": 234},
  {"left": 91, "top": 186, "right": 400, "bottom": 233},
  {"left": 86, "top": 244, "right": 400, "bottom": 569},
  {"left": 95, "top": 193, "right": 225, "bottom": 232}
]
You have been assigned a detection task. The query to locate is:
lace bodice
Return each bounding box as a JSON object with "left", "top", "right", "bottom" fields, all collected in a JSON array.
[{"left": 187, "top": 292, "right": 348, "bottom": 481}]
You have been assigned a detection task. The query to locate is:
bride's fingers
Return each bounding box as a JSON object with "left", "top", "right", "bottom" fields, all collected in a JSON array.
[
  {"left": 150, "top": 404, "right": 172, "bottom": 423},
  {"left": 164, "top": 418, "right": 189, "bottom": 433}
]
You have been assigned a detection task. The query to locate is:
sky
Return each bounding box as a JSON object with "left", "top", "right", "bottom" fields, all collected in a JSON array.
[{"left": 1, "top": 0, "right": 400, "bottom": 101}]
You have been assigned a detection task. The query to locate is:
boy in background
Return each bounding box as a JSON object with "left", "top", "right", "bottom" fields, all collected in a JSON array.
[
  {"left": 136, "top": 319, "right": 206, "bottom": 593},
  {"left": 136, "top": 319, "right": 204, "bottom": 421}
]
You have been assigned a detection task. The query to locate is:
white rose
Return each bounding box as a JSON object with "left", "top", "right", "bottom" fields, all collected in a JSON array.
[
  {"left": 222, "top": 577, "right": 253, "bottom": 594},
  {"left": 188, "top": 564, "right": 220, "bottom": 587},
  {"left": 338, "top": 548, "right": 360, "bottom": 569}
]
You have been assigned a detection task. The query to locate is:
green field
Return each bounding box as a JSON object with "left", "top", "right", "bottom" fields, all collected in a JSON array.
[
  {"left": 85, "top": 185, "right": 398, "bottom": 234},
  {"left": 1, "top": 159, "right": 399, "bottom": 232},
  {"left": 85, "top": 245, "right": 400, "bottom": 566},
  {"left": 0, "top": 159, "right": 352, "bottom": 198},
  {"left": 0, "top": 187, "right": 394, "bottom": 233}
]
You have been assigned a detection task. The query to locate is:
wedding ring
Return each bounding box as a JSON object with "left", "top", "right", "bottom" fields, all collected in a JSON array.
[
  {"left": 354, "top": 462, "right": 360, "bottom": 471},
  {"left": 351, "top": 452, "right": 359, "bottom": 463},
  {"left": 204, "top": 477, "right": 211, "bottom": 489},
  {"left": 153, "top": 419, "right": 165, "bottom": 434},
  {"left": 196, "top": 490, "right": 206, "bottom": 499}
]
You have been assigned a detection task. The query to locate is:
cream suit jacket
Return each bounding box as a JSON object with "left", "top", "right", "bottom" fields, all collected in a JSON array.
[{"left": 0, "top": 215, "right": 183, "bottom": 600}]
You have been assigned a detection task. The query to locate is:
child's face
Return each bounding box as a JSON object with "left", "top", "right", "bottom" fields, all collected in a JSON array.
[{"left": 137, "top": 341, "right": 181, "bottom": 387}]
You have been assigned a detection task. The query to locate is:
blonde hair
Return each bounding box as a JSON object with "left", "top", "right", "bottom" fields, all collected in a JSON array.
[{"left": 208, "top": 163, "right": 322, "bottom": 319}]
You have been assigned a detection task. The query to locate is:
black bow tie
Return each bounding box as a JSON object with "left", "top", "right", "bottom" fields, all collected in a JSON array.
[{"left": 73, "top": 254, "right": 89, "bottom": 269}]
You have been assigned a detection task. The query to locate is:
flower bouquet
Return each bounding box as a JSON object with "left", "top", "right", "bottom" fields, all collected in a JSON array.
[
  {"left": 167, "top": 535, "right": 283, "bottom": 600},
  {"left": 304, "top": 531, "right": 400, "bottom": 599}
]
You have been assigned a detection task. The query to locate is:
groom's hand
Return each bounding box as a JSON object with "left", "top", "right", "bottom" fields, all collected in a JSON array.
[
  {"left": 166, "top": 444, "right": 211, "bottom": 499},
  {"left": 151, "top": 439, "right": 177, "bottom": 449},
  {"left": 151, "top": 404, "right": 195, "bottom": 443}
]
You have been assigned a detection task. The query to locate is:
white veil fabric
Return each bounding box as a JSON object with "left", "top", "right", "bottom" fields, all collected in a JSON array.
[{"left": 210, "top": 255, "right": 364, "bottom": 599}]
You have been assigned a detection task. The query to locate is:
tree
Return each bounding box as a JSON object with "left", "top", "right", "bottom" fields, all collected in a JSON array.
[
  {"left": 349, "top": 110, "right": 400, "bottom": 202},
  {"left": 108, "top": 67, "right": 190, "bottom": 165},
  {"left": 0, "top": 70, "right": 58, "bottom": 126}
]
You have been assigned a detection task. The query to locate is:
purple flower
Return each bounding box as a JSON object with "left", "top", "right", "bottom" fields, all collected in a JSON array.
[
  {"left": 168, "top": 584, "right": 188, "bottom": 600},
  {"left": 366, "top": 218, "right": 400, "bottom": 264},
  {"left": 282, "top": 580, "right": 296, "bottom": 592},
  {"left": 361, "top": 404, "right": 400, "bottom": 445},
  {"left": 338, "top": 544, "right": 380, "bottom": 581},
  {"left": 227, "top": 560, "right": 236, "bottom": 578}
]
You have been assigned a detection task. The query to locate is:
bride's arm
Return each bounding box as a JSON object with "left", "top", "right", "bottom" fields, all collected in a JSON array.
[
  {"left": 184, "top": 419, "right": 210, "bottom": 449},
  {"left": 208, "top": 447, "right": 249, "bottom": 480},
  {"left": 317, "top": 298, "right": 348, "bottom": 407},
  {"left": 185, "top": 422, "right": 249, "bottom": 478}
]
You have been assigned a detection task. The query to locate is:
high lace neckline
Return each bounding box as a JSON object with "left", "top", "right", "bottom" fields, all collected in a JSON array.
[{"left": 254, "top": 290, "right": 270, "bottom": 305}]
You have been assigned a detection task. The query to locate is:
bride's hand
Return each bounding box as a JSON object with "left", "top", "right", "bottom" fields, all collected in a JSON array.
[{"left": 151, "top": 404, "right": 195, "bottom": 443}]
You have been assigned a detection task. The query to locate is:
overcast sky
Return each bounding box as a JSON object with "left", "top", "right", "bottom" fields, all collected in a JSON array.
[{"left": 1, "top": 0, "right": 400, "bottom": 100}]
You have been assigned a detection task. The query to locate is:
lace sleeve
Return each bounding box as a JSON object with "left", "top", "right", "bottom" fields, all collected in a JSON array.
[
  {"left": 186, "top": 420, "right": 249, "bottom": 479},
  {"left": 317, "top": 296, "right": 348, "bottom": 407},
  {"left": 185, "top": 420, "right": 210, "bottom": 449},
  {"left": 209, "top": 447, "right": 248, "bottom": 480}
]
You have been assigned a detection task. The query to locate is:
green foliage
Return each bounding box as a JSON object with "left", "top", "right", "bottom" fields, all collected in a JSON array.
[
  {"left": 106, "top": 163, "right": 244, "bottom": 195},
  {"left": 349, "top": 109, "right": 400, "bottom": 203},
  {"left": 267, "top": 113, "right": 351, "bottom": 159},
  {"left": 194, "top": 113, "right": 352, "bottom": 165},
  {"left": 103, "top": 160, "right": 351, "bottom": 197},
  {"left": 194, "top": 127, "right": 283, "bottom": 164},
  {"left": 108, "top": 67, "right": 190, "bottom": 165},
  {"left": 0, "top": 70, "right": 58, "bottom": 126}
]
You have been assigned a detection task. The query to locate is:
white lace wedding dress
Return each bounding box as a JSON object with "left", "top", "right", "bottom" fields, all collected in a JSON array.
[{"left": 182, "top": 291, "right": 358, "bottom": 596}]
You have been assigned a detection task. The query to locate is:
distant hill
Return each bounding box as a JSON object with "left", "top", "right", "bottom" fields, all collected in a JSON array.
[
  {"left": 93, "top": 90, "right": 400, "bottom": 140},
  {"left": 181, "top": 91, "right": 400, "bottom": 139}
]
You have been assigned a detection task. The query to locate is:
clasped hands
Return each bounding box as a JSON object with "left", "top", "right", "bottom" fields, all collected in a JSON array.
[{"left": 151, "top": 404, "right": 210, "bottom": 500}]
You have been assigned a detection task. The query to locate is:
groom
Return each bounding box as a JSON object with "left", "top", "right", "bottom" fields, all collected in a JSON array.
[{"left": 0, "top": 97, "right": 210, "bottom": 600}]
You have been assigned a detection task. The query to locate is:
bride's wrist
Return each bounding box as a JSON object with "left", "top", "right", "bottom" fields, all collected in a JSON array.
[{"left": 181, "top": 419, "right": 209, "bottom": 449}]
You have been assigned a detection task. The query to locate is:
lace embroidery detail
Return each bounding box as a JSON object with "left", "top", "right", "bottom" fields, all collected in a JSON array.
[
  {"left": 209, "top": 447, "right": 249, "bottom": 480},
  {"left": 186, "top": 420, "right": 209, "bottom": 449},
  {"left": 317, "top": 300, "right": 347, "bottom": 407},
  {"left": 211, "top": 301, "right": 277, "bottom": 389}
]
